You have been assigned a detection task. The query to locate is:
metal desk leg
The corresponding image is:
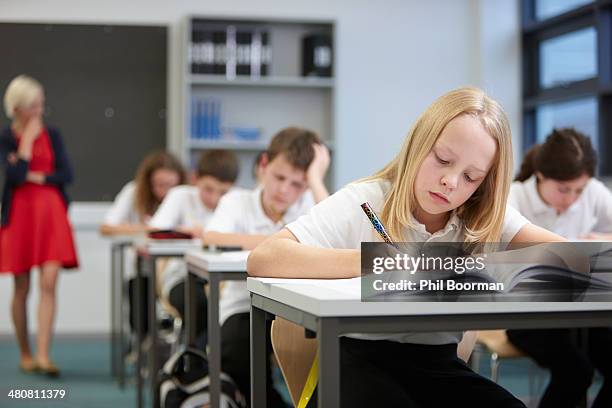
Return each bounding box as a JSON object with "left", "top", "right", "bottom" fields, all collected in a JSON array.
[
  {"left": 110, "top": 244, "right": 118, "bottom": 378},
  {"left": 250, "top": 303, "right": 269, "bottom": 408},
  {"left": 135, "top": 255, "right": 143, "bottom": 408},
  {"left": 209, "top": 274, "right": 222, "bottom": 408},
  {"left": 185, "top": 267, "right": 198, "bottom": 348},
  {"left": 148, "top": 255, "right": 159, "bottom": 408},
  {"left": 117, "top": 243, "right": 126, "bottom": 388},
  {"left": 317, "top": 318, "right": 341, "bottom": 408}
]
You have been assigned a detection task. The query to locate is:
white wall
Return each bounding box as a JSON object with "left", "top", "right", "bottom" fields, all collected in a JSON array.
[{"left": 0, "top": 0, "right": 521, "bottom": 334}]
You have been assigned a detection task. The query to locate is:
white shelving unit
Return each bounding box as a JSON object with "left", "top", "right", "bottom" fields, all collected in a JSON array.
[{"left": 181, "top": 16, "right": 335, "bottom": 188}]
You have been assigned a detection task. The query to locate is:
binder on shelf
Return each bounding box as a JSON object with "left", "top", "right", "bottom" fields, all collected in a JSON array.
[
  {"left": 191, "top": 97, "right": 198, "bottom": 138},
  {"left": 236, "top": 30, "right": 252, "bottom": 76},
  {"left": 225, "top": 25, "right": 237, "bottom": 80},
  {"left": 249, "top": 29, "right": 271, "bottom": 78},
  {"left": 302, "top": 33, "right": 333, "bottom": 77},
  {"left": 190, "top": 23, "right": 214, "bottom": 74},
  {"left": 261, "top": 31, "right": 271, "bottom": 77},
  {"left": 210, "top": 99, "right": 221, "bottom": 139},
  {"left": 189, "top": 26, "right": 197, "bottom": 74},
  {"left": 213, "top": 30, "right": 227, "bottom": 75},
  {"left": 200, "top": 30, "right": 214, "bottom": 74},
  {"left": 198, "top": 99, "right": 208, "bottom": 139}
]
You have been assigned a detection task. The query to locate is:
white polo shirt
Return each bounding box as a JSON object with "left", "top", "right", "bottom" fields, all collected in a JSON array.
[
  {"left": 508, "top": 175, "right": 612, "bottom": 239},
  {"left": 286, "top": 179, "right": 529, "bottom": 345},
  {"left": 150, "top": 185, "right": 218, "bottom": 297},
  {"left": 209, "top": 186, "right": 315, "bottom": 325},
  {"left": 104, "top": 181, "right": 142, "bottom": 225},
  {"left": 150, "top": 185, "right": 215, "bottom": 230}
]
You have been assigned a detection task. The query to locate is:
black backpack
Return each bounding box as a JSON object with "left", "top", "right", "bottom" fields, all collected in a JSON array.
[{"left": 159, "top": 347, "right": 247, "bottom": 408}]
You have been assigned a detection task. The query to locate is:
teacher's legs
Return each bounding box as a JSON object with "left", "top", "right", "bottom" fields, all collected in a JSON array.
[
  {"left": 12, "top": 271, "right": 32, "bottom": 366},
  {"left": 37, "top": 261, "right": 59, "bottom": 366}
]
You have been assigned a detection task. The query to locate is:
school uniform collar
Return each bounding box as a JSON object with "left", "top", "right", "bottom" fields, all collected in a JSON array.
[
  {"left": 411, "top": 211, "right": 462, "bottom": 238},
  {"left": 526, "top": 175, "right": 579, "bottom": 215},
  {"left": 251, "top": 186, "right": 303, "bottom": 229}
]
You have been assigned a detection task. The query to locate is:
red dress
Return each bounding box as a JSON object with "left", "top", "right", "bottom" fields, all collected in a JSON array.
[{"left": 0, "top": 128, "right": 79, "bottom": 275}]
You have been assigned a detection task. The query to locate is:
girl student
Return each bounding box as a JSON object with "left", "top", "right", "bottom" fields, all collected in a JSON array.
[
  {"left": 100, "top": 150, "right": 186, "bottom": 235},
  {"left": 248, "top": 87, "right": 564, "bottom": 407},
  {"left": 505, "top": 128, "right": 612, "bottom": 408},
  {"left": 99, "top": 151, "right": 185, "bottom": 342}
]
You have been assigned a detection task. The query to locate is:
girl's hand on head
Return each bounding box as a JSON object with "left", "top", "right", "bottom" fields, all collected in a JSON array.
[
  {"left": 23, "top": 116, "right": 43, "bottom": 142},
  {"left": 7, "top": 153, "right": 18, "bottom": 165},
  {"left": 307, "top": 143, "right": 330, "bottom": 185},
  {"left": 26, "top": 171, "right": 45, "bottom": 185}
]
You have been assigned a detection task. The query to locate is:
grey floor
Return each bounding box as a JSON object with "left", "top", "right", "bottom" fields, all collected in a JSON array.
[{"left": 0, "top": 337, "right": 603, "bottom": 407}]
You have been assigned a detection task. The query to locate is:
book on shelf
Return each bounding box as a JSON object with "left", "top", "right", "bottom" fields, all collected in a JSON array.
[{"left": 191, "top": 97, "right": 221, "bottom": 140}]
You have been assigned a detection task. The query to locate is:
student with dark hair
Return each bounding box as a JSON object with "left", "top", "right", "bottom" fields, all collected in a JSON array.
[
  {"left": 507, "top": 128, "right": 612, "bottom": 408},
  {"left": 150, "top": 149, "right": 239, "bottom": 341},
  {"left": 204, "top": 126, "right": 330, "bottom": 407},
  {"left": 100, "top": 150, "right": 186, "bottom": 235}
]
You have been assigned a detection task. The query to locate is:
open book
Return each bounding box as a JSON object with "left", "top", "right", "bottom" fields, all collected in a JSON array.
[{"left": 364, "top": 242, "right": 612, "bottom": 296}]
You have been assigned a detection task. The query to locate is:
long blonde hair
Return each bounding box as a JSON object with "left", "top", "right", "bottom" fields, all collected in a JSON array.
[{"left": 367, "top": 87, "right": 513, "bottom": 244}]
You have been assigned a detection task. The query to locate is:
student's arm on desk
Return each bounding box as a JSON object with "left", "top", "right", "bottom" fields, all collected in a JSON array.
[
  {"left": 204, "top": 231, "right": 268, "bottom": 250},
  {"left": 510, "top": 223, "right": 565, "bottom": 244},
  {"left": 99, "top": 223, "right": 150, "bottom": 236},
  {"left": 248, "top": 228, "right": 360, "bottom": 278}
]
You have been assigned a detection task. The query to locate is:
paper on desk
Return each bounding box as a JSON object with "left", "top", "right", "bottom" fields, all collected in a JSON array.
[
  {"left": 256, "top": 276, "right": 362, "bottom": 297},
  {"left": 218, "top": 250, "right": 251, "bottom": 260}
]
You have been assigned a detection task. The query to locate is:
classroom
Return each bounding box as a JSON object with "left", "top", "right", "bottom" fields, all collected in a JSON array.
[{"left": 1, "top": 0, "right": 612, "bottom": 407}]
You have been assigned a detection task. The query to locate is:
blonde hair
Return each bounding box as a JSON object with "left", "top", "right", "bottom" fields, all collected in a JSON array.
[
  {"left": 3, "top": 75, "right": 44, "bottom": 119},
  {"left": 366, "top": 87, "right": 513, "bottom": 244}
]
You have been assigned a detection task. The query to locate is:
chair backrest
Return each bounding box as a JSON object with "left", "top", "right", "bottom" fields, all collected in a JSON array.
[{"left": 271, "top": 317, "right": 318, "bottom": 407}]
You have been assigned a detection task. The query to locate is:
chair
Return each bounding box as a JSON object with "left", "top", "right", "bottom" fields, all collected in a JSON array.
[
  {"left": 271, "top": 317, "right": 318, "bottom": 407},
  {"left": 271, "top": 324, "right": 480, "bottom": 407},
  {"left": 476, "top": 330, "right": 543, "bottom": 407},
  {"left": 476, "top": 330, "right": 526, "bottom": 381}
]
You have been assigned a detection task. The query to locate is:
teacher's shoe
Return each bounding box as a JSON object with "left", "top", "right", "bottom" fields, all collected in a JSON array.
[
  {"left": 36, "top": 360, "right": 60, "bottom": 377},
  {"left": 19, "top": 360, "right": 38, "bottom": 374}
]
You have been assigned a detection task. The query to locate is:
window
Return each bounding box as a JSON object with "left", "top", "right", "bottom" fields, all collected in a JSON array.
[
  {"left": 536, "top": 97, "right": 598, "bottom": 148},
  {"left": 535, "top": 0, "right": 592, "bottom": 20},
  {"left": 522, "top": 0, "right": 612, "bottom": 174},
  {"left": 539, "top": 27, "right": 597, "bottom": 88}
]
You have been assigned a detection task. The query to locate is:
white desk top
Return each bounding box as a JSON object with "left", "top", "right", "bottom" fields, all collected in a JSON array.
[
  {"left": 185, "top": 250, "right": 250, "bottom": 272},
  {"left": 137, "top": 239, "right": 203, "bottom": 256},
  {"left": 105, "top": 234, "right": 143, "bottom": 244},
  {"left": 247, "top": 277, "right": 612, "bottom": 318}
]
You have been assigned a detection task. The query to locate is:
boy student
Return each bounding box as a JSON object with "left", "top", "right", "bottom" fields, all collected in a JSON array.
[
  {"left": 149, "top": 149, "right": 239, "bottom": 340},
  {"left": 249, "top": 88, "right": 568, "bottom": 408},
  {"left": 203, "top": 127, "right": 330, "bottom": 407}
]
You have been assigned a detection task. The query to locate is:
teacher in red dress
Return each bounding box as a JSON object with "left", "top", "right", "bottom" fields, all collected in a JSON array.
[{"left": 0, "top": 75, "right": 78, "bottom": 376}]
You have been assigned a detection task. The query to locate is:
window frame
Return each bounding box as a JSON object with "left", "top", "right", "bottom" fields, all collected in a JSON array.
[{"left": 522, "top": 0, "right": 612, "bottom": 174}]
